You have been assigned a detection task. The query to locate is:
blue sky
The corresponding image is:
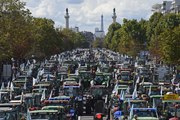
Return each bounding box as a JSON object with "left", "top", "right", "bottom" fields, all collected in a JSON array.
[{"left": 22, "top": 0, "right": 163, "bottom": 33}]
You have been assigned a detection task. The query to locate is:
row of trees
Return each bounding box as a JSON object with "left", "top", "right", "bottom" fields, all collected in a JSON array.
[
  {"left": 0, "top": 0, "right": 88, "bottom": 62},
  {"left": 104, "top": 12, "right": 180, "bottom": 65}
]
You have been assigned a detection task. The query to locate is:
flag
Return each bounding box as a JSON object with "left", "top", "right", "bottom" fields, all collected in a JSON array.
[
  {"left": 33, "top": 78, "right": 37, "bottom": 86},
  {"left": 75, "top": 69, "right": 79, "bottom": 75},
  {"left": 26, "top": 108, "right": 32, "bottom": 120},
  {"left": 152, "top": 99, "right": 156, "bottom": 108},
  {"left": 126, "top": 86, "right": 130, "bottom": 94},
  {"left": 0, "top": 91, "right": 1, "bottom": 101},
  {"left": 142, "top": 77, "right": 145, "bottom": 84},
  {"left": 46, "top": 74, "right": 50, "bottom": 82},
  {"left": 7, "top": 81, "right": 10, "bottom": 89},
  {"left": 10, "top": 90, "right": 12, "bottom": 100},
  {"left": 160, "top": 85, "right": 163, "bottom": 96},
  {"left": 10, "top": 82, "right": 14, "bottom": 91},
  {"left": 12, "top": 74, "right": 16, "bottom": 81},
  {"left": 171, "top": 78, "right": 175, "bottom": 84},
  {"left": 39, "top": 85, "right": 42, "bottom": 93},
  {"left": 21, "top": 91, "right": 24, "bottom": 103},
  {"left": 97, "top": 67, "right": 100, "bottom": 72},
  {"left": 24, "top": 82, "right": 26, "bottom": 90},
  {"left": 20, "top": 63, "right": 25, "bottom": 71},
  {"left": 1, "top": 82, "right": 4, "bottom": 90},
  {"left": 105, "top": 95, "right": 108, "bottom": 105},
  {"left": 136, "top": 76, "right": 140, "bottom": 83},
  {"left": 132, "top": 84, "right": 138, "bottom": 99},
  {"left": 10, "top": 82, "right": 14, "bottom": 100},
  {"left": 27, "top": 68, "right": 32, "bottom": 76},
  {"left": 177, "top": 83, "right": 180, "bottom": 89},
  {"left": 128, "top": 98, "right": 131, "bottom": 107},
  {"left": 120, "top": 90, "right": 122, "bottom": 97},
  {"left": 61, "top": 75, "right": 63, "bottom": 81},
  {"left": 25, "top": 77, "right": 27, "bottom": 82},
  {"left": 26, "top": 60, "right": 30, "bottom": 67},
  {"left": 39, "top": 68, "right": 44, "bottom": 76},
  {"left": 49, "top": 90, "right": 53, "bottom": 99},
  {"left": 129, "top": 104, "right": 134, "bottom": 120},
  {"left": 148, "top": 85, "right": 152, "bottom": 96},
  {"left": 41, "top": 89, "right": 46, "bottom": 101},
  {"left": 33, "top": 59, "right": 36, "bottom": 64},
  {"left": 45, "top": 59, "right": 48, "bottom": 64},
  {"left": 117, "top": 69, "right": 120, "bottom": 74},
  {"left": 120, "top": 91, "right": 125, "bottom": 100}
]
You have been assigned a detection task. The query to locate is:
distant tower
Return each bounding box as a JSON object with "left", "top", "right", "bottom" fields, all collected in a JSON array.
[
  {"left": 112, "top": 8, "right": 117, "bottom": 23},
  {"left": 65, "top": 8, "right": 70, "bottom": 29},
  {"left": 101, "top": 14, "right": 104, "bottom": 32}
]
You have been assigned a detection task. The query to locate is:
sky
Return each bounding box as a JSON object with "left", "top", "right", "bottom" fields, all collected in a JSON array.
[{"left": 22, "top": 0, "right": 163, "bottom": 33}]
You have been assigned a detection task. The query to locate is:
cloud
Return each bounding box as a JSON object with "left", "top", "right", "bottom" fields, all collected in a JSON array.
[
  {"left": 22, "top": 0, "right": 163, "bottom": 33},
  {"left": 67, "top": 0, "right": 84, "bottom": 4}
]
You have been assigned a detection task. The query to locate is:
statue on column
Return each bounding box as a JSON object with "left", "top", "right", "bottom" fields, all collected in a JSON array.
[{"left": 66, "top": 8, "right": 68, "bottom": 13}]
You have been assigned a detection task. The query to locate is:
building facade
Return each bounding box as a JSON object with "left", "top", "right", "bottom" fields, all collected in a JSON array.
[{"left": 152, "top": 0, "right": 180, "bottom": 14}]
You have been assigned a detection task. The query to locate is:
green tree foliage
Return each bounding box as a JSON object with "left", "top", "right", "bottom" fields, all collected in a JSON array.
[
  {"left": 104, "top": 22, "right": 121, "bottom": 48},
  {"left": 146, "top": 12, "right": 163, "bottom": 42},
  {"left": 104, "top": 19, "right": 148, "bottom": 57},
  {"left": 93, "top": 39, "right": 103, "bottom": 48},
  {"left": 0, "top": 0, "right": 32, "bottom": 60},
  {"left": 158, "top": 26, "right": 180, "bottom": 64},
  {"left": 110, "top": 30, "right": 121, "bottom": 51},
  {"left": 0, "top": 0, "right": 88, "bottom": 62},
  {"left": 31, "top": 18, "right": 61, "bottom": 58},
  {"left": 57, "top": 29, "right": 86, "bottom": 51},
  {"left": 148, "top": 13, "right": 180, "bottom": 64},
  {"left": 105, "top": 12, "right": 179, "bottom": 64},
  {"left": 118, "top": 19, "right": 147, "bottom": 57}
]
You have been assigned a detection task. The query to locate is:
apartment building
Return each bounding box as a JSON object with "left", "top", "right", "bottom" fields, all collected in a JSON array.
[{"left": 152, "top": 0, "right": 180, "bottom": 14}]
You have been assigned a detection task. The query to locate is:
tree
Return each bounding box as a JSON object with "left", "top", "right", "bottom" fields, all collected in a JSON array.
[
  {"left": 158, "top": 26, "right": 180, "bottom": 64},
  {"left": 117, "top": 19, "right": 146, "bottom": 57},
  {"left": 93, "top": 39, "right": 103, "bottom": 48},
  {"left": 146, "top": 12, "right": 163, "bottom": 43},
  {"left": 104, "top": 22, "right": 121, "bottom": 48},
  {"left": 139, "top": 19, "right": 148, "bottom": 50},
  {"left": 31, "top": 18, "right": 61, "bottom": 58},
  {"left": 110, "top": 30, "right": 121, "bottom": 51},
  {"left": 0, "top": 0, "right": 33, "bottom": 61},
  {"left": 148, "top": 13, "right": 180, "bottom": 61},
  {"left": 57, "top": 28, "right": 86, "bottom": 51}
]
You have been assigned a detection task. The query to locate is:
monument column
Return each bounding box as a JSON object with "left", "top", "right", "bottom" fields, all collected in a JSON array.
[
  {"left": 64, "top": 8, "right": 70, "bottom": 29},
  {"left": 112, "top": 8, "right": 117, "bottom": 23}
]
